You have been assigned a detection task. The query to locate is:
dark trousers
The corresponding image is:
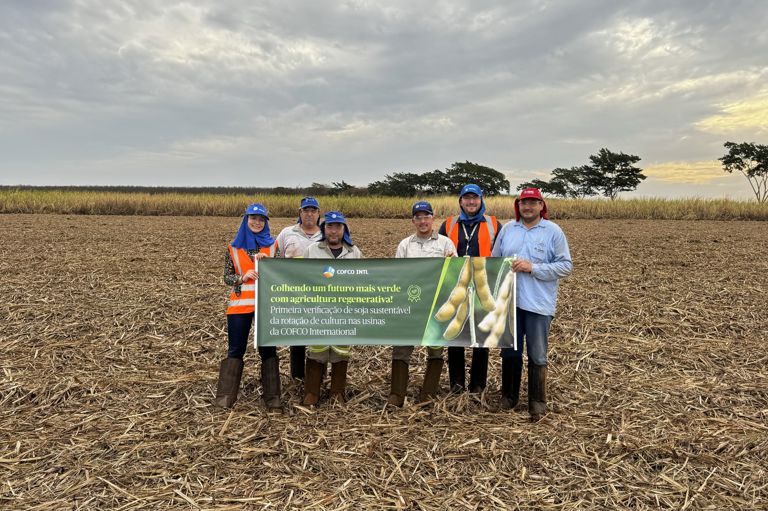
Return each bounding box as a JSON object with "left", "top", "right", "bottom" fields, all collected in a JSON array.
[
  {"left": 227, "top": 313, "right": 277, "bottom": 360},
  {"left": 500, "top": 308, "right": 552, "bottom": 365}
]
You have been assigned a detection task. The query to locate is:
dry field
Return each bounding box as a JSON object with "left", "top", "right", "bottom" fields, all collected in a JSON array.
[{"left": 1, "top": 214, "right": 766, "bottom": 510}]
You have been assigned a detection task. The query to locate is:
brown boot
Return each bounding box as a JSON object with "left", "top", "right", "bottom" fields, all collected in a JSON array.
[
  {"left": 499, "top": 357, "right": 522, "bottom": 410},
  {"left": 214, "top": 357, "right": 244, "bottom": 408},
  {"left": 329, "top": 360, "right": 348, "bottom": 403},
  {"left": 528, "top": 364, "right": 548, "bottom": 421},
  {"left": 302, "top": 358, "right": 325, "bottom": 406},
  {"left": 418, "top": 358, "right": 443, "bottom": 402},
  {"left": 387, "top": 360, "right": 409, "bottom": 407},
  {"left": 260, "top": 356, "right": 282, "bottom": 412}
]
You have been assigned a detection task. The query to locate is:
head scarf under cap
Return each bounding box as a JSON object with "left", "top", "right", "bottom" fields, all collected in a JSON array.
[
  {"left": 231, "top": 203, "right": 275, "bottom": 250},
  {"left": 457, "top": 183, "right": 487, "bottom": 224},
  {"left": 514, "top": 188, "right": 549, "bottom": 222},
  {"left": 320, "top": 210, "right": 354, "bottom": 246}
]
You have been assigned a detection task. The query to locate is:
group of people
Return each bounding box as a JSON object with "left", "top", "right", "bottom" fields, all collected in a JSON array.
[{"left": 214, "top": 184, "right": 572, "bottom": 422}]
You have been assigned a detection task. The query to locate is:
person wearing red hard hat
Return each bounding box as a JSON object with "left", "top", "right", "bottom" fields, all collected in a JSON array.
[{"left": 492, "top": 188, "right": 572, "bottom": 421}]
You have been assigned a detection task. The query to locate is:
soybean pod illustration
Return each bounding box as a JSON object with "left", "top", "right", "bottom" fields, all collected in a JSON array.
[
  {"left": 478, "top": 257, "right": 515, "bottom": 348},
  {"left": 433, "top": 257, "right": 500, "bottom": 341},
  {"left": 434, "top": 257, "right": 472, "bottom": 322},
  {"left": 472, "top": 257, "right": 496, "bottom": 311}
]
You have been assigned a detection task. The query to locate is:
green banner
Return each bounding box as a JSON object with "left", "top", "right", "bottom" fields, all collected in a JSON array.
[{"left": 256, "top": 257, "right": 517, "bottom": 348}]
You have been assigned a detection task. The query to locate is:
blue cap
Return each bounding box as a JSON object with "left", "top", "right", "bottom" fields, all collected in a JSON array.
[
  {"left": 412, "top": 201, "right": 434, "bottom": 216},
  {"left": 245, "top": 203, "right": 269, "bottom": 219},
  {"left": 323, "top": 211, "right": 347, "bottom": 224},
  {"left": 300, "top": 196, "right": 320, "bottom": 209},
  {"left": 459, "top": 183, "right": 483, "bottom": 198}
]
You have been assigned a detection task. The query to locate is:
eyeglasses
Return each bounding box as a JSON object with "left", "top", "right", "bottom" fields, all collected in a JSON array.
[{"left": 413, "top": 214, "right": 433, "bottom": 221}]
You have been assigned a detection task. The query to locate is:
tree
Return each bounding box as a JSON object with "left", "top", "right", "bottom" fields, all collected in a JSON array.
[
  {"left": 367, "top": 172, "right": 422, "bottom": 196},
  {"left": 517, "top": 178, "right": 570, "bottom": 197},
  {"left": 517, "top": 149, "right": 644, "bottom": 199},
  {"left": 331, "top": 180, "right": 355, "bottom": 195},
  {"left": 444, "top": 161, "right": 510, "bottom": 196},
  {"left": 367, "top": 162, "right": 509, "bottom": 196},
  {"left": 719, "top": 141, "right": 768, "bottom": 203},
  {"left": 585, "top": 148, "right": 645, "bottom": 200}
]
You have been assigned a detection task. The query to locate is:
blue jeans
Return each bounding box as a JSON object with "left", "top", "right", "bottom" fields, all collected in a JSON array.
[
  {"left": 500, "top": 308, "right": 552, "bottom": 366},
  {"left": 227, "top": 313, "right": 277, "bottom": 361}
]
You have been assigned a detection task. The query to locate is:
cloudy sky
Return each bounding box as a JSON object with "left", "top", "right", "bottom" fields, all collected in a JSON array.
[{"left": 1, "top": 1, "right": 766, "bottom": 198}]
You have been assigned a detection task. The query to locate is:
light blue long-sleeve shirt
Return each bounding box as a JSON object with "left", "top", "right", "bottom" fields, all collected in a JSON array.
[{"left": 491, "top": 218, "right": 572, "bottom": 317}]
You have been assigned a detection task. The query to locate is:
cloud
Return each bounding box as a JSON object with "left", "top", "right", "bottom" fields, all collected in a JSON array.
[
  {"left": 696, "top": 89, "right": 768, "bottom": 135},
  {"left": 644, "top": 160, "right": 727, "bottom": 184}
]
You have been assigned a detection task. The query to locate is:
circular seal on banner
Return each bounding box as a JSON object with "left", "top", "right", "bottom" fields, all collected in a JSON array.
[{"left": 407, "top": 285, "right": 422, "bottom": 303}]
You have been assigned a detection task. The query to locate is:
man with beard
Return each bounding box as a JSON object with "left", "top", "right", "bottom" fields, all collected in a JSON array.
[
  {"left": 492, "top": 188, "right": 572, "bottom": 421},
  {"left": 438, "top": 184, "right": 501, "bottom": 394},
  {"left": 275, "top": 196, "right": 322, "bottom": 380},
  {"left": 301, "top": 211, "right": 363, "bottom": 406}
]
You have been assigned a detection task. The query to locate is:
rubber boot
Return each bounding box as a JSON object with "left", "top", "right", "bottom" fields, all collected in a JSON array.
[
  {"left": 260, "top": 356, "right": 282, "bottom": 412},
  {"left": 329, "top": 360, "right": 349, "bottom": 403},
  {"left": 290, "top": 346, "right": 306, "bottom": 380},
  {"left": 447, "top": 347, "right": 465, "bottom": 393},
  {"left": 468, "top": 347, "right": 489, "bottom": 393},
  {"left": 387, "top": 360, "right": 409, "bottom": 407},
  {"left": 418, "top": 358, "right": 444, "bottom": 402},
  {"left": 214, "top": 357, "right": 244, "bottom": 408},
  {"left": 499, "top": 357, "right": 523, "bottom": 410},
  {"left": 528, "top": 363, "right": 548, "bottom": 421},
  {"left": 302, "top": 358, "right": 325, "bottom": 406}
]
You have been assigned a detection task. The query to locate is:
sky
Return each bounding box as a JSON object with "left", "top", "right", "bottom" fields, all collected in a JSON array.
[{"left": 1, "top": 1, "right": 767, "bottom": 199}]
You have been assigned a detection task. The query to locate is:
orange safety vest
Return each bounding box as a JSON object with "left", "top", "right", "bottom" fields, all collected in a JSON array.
[
  {"left": 445, "top": 214, "right": 499, "bottom": 256},
  {"left": 226, "top": 244, "right": 275, "bottom": 315}
]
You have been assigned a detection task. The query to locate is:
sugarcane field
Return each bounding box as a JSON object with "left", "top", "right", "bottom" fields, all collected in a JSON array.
[{"left": 1, "top": 213, "right": 767, "bottom": 510}]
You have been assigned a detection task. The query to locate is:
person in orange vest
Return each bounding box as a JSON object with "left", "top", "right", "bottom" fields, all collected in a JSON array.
[
  {"left": 214, "top": 203, "right": 281, "bottom": 411},
  {"left": 438, "top": 184, "right": 502, "bottom": 394}
]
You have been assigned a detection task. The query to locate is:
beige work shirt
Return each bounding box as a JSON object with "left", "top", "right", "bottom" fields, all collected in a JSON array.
[
  {"left": 395, "top": 231, "right": 456, "bottom": 259},
  {"left": 303, "top": 241, "right": 363, "bottom": 259},
  {"left": 275, "top": 223, "right": 323, "bottom": 258}
]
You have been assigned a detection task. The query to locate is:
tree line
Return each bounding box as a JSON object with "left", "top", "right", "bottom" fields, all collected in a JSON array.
[{"left": 5, "top": 141, "right": 765, "bottom": 201}]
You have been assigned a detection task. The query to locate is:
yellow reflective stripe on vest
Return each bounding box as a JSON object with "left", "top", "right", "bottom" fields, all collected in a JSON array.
[{"left": 240, "top": 284, "right": 255, "bottom": 292}]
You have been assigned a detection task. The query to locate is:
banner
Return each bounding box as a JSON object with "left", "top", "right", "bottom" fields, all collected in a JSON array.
[{"left": 256, "top": 257, "right": 517, "bottom": 348}]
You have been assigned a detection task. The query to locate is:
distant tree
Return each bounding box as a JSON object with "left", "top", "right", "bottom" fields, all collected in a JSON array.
[
  {"left": 585, "top": 148, "right": 645, "bottom": 200},
  {"left": 307, "top": 182, "right": 330, "bottom": 195},
  {"left": 517, "top": 149, "right": 643, "bottom": 199},
  {"left": 444, "top": 161, "right": 510, "bottom": 196},
  {"left": 367, "top": 172, "right": 422, "bottom": 196},
  {"left": 516, "top": 178, "right": 569, "bottom": 197},
  {"left": 367, "top": 162, "right": 509, "bottom": 196},
  {"left": 719, "top": 141, "right": 768, "bottom": 203},
  {"left": 331, "top": 180, "right": 355, "bottom": 195},
  {"left": 421, "top": 169, "right": 452, "bottom": 195}
]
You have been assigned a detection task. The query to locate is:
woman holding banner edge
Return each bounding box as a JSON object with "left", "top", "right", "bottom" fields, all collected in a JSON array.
[{"left": 214, "top": 203, "right": 282, "bottom": 412}]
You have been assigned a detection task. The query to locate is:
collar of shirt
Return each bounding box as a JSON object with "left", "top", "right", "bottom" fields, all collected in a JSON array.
[
  {"left": 292, "top": 223, "right": 321, "bottom": 237},
  {"left": 513, "top": 219, "right": 549, "bottom": 231},
  {"left": 410, "top": 231, "right": 439, "bottom": 243}
]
